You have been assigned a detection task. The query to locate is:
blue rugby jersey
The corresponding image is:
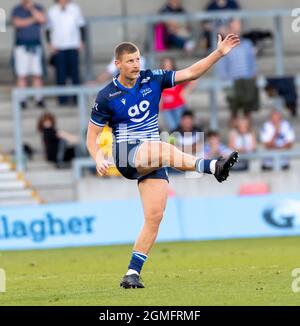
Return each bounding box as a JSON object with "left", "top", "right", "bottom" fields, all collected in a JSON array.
[{"left": 90, "top": 69, "right": 176, "bottom": 143}]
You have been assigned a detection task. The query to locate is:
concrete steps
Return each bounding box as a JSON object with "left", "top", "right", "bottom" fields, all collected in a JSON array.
[
  {"left": 0, "top": 198, "right": 40, "bottom": 206},
  {"left": 0, "top": 151, "right": 44, "bottom": 207},
  {"left": 25, "top": 169, "right": 74, "bottom": 187}
]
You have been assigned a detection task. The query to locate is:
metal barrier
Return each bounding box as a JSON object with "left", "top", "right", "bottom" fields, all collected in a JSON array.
[
  {"left": 12, "top": 72, "right": 300, "bottom": 172},
  {"left": 72, "top": 150, "right": 300, "bottom": 181}
]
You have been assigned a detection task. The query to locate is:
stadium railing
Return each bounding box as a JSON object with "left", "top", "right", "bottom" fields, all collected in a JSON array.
[
  {"left": 12, "top": 73, "right": 300, "bottom": 172},
  {"left": 72, "top": 149, "right": 300, "bottom": 182}
]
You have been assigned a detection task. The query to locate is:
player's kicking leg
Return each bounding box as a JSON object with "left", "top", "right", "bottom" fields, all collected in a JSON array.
[
  {"left": 134, "top": 141, "right": 238, "bottom": 182},
  {"left": 120, "top": 141, "right": 238, "bottom": 289},
  {"left": 120, "top": 178, "right": 168, "bottom": 289}
]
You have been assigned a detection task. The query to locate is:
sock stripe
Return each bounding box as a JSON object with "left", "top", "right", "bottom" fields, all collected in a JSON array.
[
  {"left": 196, "top": 158, "right": 213, "bottom": 174},
  {"left": 196, "top": 159, "right": 204, "bottom": 173},
  {"left": 128, "top": 251, "right": 148, "bottom": 274},
  {"left": 134, "top": 254, "right": 146, "bottom": 262},
  {"left": 133, "top": 252, "right": 147, "bottom": 262},
  {"left": 133, "top": 251, "right": 147, "bottom": 258}
]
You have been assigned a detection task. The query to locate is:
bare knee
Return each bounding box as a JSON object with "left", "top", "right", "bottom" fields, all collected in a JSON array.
[{"left": 145, "top": 209, "right": 164, "bottom": 231}]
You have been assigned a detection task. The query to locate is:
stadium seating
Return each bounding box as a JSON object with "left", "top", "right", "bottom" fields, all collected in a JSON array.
[
  {"left": 0, "top": 151, "right": 43, "bottom": 206},
  {"left": 0, "top": 1, "right": 299, "bottom": 204}
]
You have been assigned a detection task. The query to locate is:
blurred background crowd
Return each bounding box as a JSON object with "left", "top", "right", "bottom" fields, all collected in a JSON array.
[{"left": 0, "top": 0, "right": 299, "bottom": 204}]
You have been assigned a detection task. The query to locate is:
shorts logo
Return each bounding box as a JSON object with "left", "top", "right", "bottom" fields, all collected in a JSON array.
[{"left": 128, "top": 100, "right": 150, "bottom": 123}]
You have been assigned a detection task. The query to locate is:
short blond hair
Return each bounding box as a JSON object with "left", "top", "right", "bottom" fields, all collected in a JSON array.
[{"left": 114, "top": 42, "right": 139, "bottom": 60}]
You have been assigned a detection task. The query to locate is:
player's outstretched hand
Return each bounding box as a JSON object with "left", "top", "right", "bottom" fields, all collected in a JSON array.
[{"left": 217, "top": 33, "right": 240, "bottom": 56}]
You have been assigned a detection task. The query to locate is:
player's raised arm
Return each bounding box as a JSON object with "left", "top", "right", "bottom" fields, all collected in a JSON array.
[
  {"left": 175, "top": 34, "right": 240, "bottom": 84},
  {"left": 86, "top": 122, "right": 109, "bottom": 176}
]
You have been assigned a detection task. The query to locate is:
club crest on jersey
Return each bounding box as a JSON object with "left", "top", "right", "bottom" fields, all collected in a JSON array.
[
  {"left": 121, "top": 98, "right": 126, "bottom": 105},
  {"left": 128, "top": 100, "right": 150, "bottom": 123},
  {"left": 140, "top": 87, "right": 152, "bottom": 97}
]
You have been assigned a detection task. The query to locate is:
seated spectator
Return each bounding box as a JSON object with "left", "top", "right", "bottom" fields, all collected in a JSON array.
[
  {"left": 204, "top": 130, "right": 231, "bottom": 159},
  {"left": 172, "top": 111, "right": 203, "bottom": 156},
  {"left": 201, "top": 0, "right": 240, "bottom": 50},
  {"left": 90, "top": 55, "right": 146, "bottom": 85},
  {"left": 216, "top": 19, "right": 259, "bottom": 126},
  {"left": 11, "top": 0, "right": 47, "bottom": 109},
  {"left": 264, "top": 82, "right": 285, "bottom": 113},
  {"left": 159, "top": 57, "right": 196, "bottom": 132},
  {"left": 158, "top": 0, "right": 195, "bottom": 53},
  {"left": 37, "top": 112, "right": 84, "bottom": 168},
  {"left": 228, "top": 117, "right": 256, "bottom": 171},
  {"left": 260, "top": 110, "right": 295, "bottom": 170},
  {"left": 265, "top": 77, "right": 298, "bottom": 117}
]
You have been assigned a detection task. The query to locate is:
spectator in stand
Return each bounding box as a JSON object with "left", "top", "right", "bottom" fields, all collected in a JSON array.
[
  {"left": 47, "top": 0, "right": 86, "bottom": 106},
  {"left": 260, "top": 110, "right": 295, "bottom": 170},
  {"left": 37, "top": 112, "right": 84, "bottom": 168},
  {"left": 159, "top": 57, "right": 196, "bottom": 132},
  {"left": 173, "top": 111, "right": 203, "bottom": 156},
  {"left": 228, "top": 117, "right": 256, "bottom": 171},
  {"left": 265, "top": 77, "right": 298, "bottom": 117},
  {"left": 158, "top": 0, "right": 195, "bottom": 53},
  {"left": 216, "top": 19, "right": 259, "bottom": 126},
  {"left": 201, "top": 0, "right": 240, "bottom": 51},
  {"left": 11, "top": 0, "right": 47, "bottom": 109},
  {"left": 204, "top": 130, "right": 231, "bottom": 159}
]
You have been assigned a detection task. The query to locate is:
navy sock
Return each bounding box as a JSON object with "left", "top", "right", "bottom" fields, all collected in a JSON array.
[
  {"left": 128, "top": 251, "right": 147, "bottom": 274},
  {"left": 195, "top": 158, "right": 213, "bottom": 174}
]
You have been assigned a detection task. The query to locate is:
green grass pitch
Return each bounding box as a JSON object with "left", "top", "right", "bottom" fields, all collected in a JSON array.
[{"left": 0, "top": 236, "right": 300, "bottom": 306}]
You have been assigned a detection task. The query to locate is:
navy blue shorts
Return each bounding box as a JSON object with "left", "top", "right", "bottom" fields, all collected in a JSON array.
[{"left": 112, "top": 140, "right": 169, "bottom": 184}]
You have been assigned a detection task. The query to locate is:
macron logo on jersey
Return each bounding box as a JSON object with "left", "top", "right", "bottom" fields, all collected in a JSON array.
[{"left": 121, "top": 98, "right": 126, "bottom": 105}]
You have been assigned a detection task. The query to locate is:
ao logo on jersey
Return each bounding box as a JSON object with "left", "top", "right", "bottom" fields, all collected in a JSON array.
[{"left": 128, "top": 100, "right": 150, "bottom": 123}]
